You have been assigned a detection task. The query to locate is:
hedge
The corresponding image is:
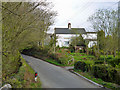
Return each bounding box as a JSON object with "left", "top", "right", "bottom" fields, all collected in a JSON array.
[
  {"left": 74, "top": 61, "right": 120, "bottom": 85},
  {"left": 91, "top": 64, "right": 120, "bottom": 85}
]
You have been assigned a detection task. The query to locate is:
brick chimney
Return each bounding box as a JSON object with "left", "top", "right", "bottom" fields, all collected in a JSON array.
[{"left": 68, "top": 23, "right": 71, "bottom": 29}]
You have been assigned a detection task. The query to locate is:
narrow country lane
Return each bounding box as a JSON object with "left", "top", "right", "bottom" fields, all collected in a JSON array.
[{"left": 22, "top": 54, "right": 101, "bottom": 88}]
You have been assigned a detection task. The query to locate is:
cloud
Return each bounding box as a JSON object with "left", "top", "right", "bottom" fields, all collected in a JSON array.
[{"left": 47, "top": 0, "right": 119, "bottom": 33}]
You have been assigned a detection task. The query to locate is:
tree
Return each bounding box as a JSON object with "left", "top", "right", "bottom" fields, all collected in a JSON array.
[
  {"left": 97, "top": 30, "right": 105, "bottom": 50},
  {"left": 88, "top": 9, "right": 118, "bottom": 59},
  {"left": 70, "top": 34, "right": 85, "bottom": 52},
  {"left": 70, "top": 34, "right": 85, "bottom": 46},
  {"left": 2, "top": 1, "right": 56, "bottom": 79}
]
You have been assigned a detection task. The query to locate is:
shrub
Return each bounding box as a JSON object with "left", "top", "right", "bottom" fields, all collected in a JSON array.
[
  {"left": 88, "top": 48, "right": 93, "bottom": 55},
  {"left": 94, "top": 60, "right": 104, "bottom": 64},
  {"left": 58, "top": 51, "right": 71, "bottom": 65},
  {"left": 107, "top": 58, "right": 120, "bottom": 67},
  {"left": 91, "top": 64, "right": 120, "bottom": 85},
  {"left": 91, "top": 64, "right": 108, "bottom": 81},
  {"left": 69, "top": 45, "right": 75, "bottom": 53},
  {"left": 2, "top": 51, "right": 21, "bottom": 79},
  {"left": 115, "top": 63, "right": 120, "bottom": 69},
  {"left": 74, "top": 60, "right": 94, "bottom": 72},
  {"left": 100, "top": 50, "right": 104, "bottom": 55},
  {"left": 74, "top": 61, "right": 86, "bottom": 72}
]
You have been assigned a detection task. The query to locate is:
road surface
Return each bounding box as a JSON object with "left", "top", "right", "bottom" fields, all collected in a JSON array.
[{"left": 22, "top": 54, "right": 101, "bottom": 88}]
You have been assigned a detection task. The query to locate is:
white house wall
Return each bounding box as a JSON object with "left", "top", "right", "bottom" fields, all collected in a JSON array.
[
  {"left": 82, "top": 33, "right": 97, "bottom": 40},
  {"left": 56, "top": 34, "right": 73, "bottom": 47},
  {"left": 88, "top": 41, "right": 97, "bottom": 48},
  {"left": 56, "top": 34, "right": 97, "bottom": 48}
]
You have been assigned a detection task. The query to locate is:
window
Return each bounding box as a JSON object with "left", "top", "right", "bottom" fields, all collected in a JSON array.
[{"left": 64, "top": 41, "right": 69, "bottom": 45}]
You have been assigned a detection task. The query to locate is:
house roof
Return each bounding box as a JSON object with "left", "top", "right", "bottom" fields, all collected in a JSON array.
[
  {"left": 86, "top": 32, "right": 97, "bottom": 34},
  {"left": 55, "top": 28, "right": 86, "bottom": 34}
]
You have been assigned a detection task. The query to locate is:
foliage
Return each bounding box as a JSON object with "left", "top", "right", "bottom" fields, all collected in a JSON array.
[
  {"left": 91, "top": 64, "right": 120, "bottom": 85},
  {"left": 88, "top": 9, "right": 118, "bottom": 61},
  {"left": 3, "top": 56, "right": 41, "bottom": 88},
  {"left": 70, "top": 34, "right": 85, "bottom": 47},
  {"left": 97, "top": 30, "right": 105, "bottom": 50},
  {"left": 91, "top": 45, "right": 100, "bottom": 59},
  {"left": 74, "top": 60, "right": 120, "bottom": 85},
  {"left": 2, "top": 1, "right": 56, "bottom": 83},
  {"left": 74, "top": 60, "right": 94, "bottom": 72},
  {"left": 69, "top": 44, "right": 75, "bottom": 53},
  {"left": 74, "top": 61, "right": 87, "bottom": 72},
  {"left": 74, "top": 69, "right": 120, "bottom": 89}
]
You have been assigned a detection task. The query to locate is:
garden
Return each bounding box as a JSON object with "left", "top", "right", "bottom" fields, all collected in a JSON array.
[{"left": 22, "top": 46, "right": 120, "bottom": 89}]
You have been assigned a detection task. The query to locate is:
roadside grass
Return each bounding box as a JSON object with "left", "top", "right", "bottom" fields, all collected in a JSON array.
[
  {"left": 73, "top": 69, "right": 120, "bottom": 89},
  {"left": 24, "top": 51, "right": 66, "bottom": 66},
  {"left": 29, "top": 54, "right": 73, "bottom": 67},
  {"left": 45, "top": 58, "right": 65, "bottom": 66},
  {"left": 21, "top": 56, "right": 41, "bottom": 88},
  {"left": 22, "top": 48, "right": 74, "bottom": 67},
  {"left": 4, "top": 55, "right": 41, "bottom": 88}
]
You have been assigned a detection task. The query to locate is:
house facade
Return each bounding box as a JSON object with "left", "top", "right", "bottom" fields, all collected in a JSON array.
[{"left": 54, "top": 23, "right": 97, "bottom": 48}]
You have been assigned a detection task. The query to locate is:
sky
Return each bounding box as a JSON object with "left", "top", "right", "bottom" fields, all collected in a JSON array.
[{"left": 47, "top": 0, "right": 119, "bottom": 33}]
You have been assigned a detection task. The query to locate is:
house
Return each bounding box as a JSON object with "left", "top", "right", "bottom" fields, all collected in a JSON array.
[{"left": 54, "top": 23, "right": 97, "bottom": 48}]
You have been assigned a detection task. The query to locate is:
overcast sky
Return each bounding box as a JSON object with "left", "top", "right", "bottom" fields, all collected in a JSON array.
[{"left": 47, "top": 0, "right": 119, "bottom": 33}]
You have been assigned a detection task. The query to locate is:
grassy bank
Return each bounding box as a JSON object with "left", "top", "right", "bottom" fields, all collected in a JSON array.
[
  {"left": 73, "top": 69, "right": 120, "bottom": 89},
  {"left": 22, "top": 47, "right": 73, "bottom": 67},
  {"left": 22, "top": 50, "right": 65, "bottom": 67},
  {"left": 3, "top": 55, "right": 41, "bottom": 88}
]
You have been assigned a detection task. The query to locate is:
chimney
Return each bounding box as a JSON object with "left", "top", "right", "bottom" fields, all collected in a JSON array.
[{"left": 68, "top": 23, "right": 71, "bottom": 29}]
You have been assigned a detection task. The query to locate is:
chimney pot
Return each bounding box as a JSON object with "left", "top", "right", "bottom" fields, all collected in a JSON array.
[{"left": 68, "top": 23, "right": 71, "bottom": 29}]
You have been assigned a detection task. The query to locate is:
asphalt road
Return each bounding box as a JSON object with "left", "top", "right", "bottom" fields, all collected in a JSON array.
[{"left": 22, "top": 54, "right": 101, "bottom": 88}]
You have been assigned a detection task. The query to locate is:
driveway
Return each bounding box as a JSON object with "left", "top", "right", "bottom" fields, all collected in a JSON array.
[{"left": 22, "top": 54, "right": 101, "bottom": 88}]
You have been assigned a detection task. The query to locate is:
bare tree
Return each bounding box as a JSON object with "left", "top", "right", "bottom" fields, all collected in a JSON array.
[{"left": 88, "top": 9, "right": 118, "bottom": 60}]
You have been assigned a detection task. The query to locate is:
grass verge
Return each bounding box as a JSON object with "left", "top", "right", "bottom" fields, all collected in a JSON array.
[
  {"left": 3, "top": 55, "right": 41, "bottom": 88},
  {"left": 73, "top": 69, "right": 120, "bottom": 89}
]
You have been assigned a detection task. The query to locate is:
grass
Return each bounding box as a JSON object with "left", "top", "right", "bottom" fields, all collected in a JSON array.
[
  {"left": 72, "top": 53, "right": 120, "bottom": 89},
  {"left": 22, "top": 48, "right": 75, "bottom": 67},
  {"left": 26, "top": 52, "right": 66, "bottom": 66},
  {"left": 45, "top": 58, "right": 65, "bottom": 66},
  {"left": 70, "top": 53, "right": 95, "bottom": 65},
  {"left": 21, "top": 56, "right": 41, "bottom": 88},
  {"left": 4, "top": 55, "right": 41, "bottom": 88},
  {"left": 74, "top": 69, "right": 120, "bottom": 89},
  {"left": 70, "top": 53, "right": 95, "bottom": 60}
]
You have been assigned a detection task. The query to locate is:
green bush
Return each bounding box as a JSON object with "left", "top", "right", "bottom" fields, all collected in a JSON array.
[
  {"left": 74, "top": 60, "right": 94, "bottom": 72},
  {"left": 91, "top": 64, "right": 120, "bottom": 85},
  {"left": 2, "top": 50, "right": 21, "bottom": 79},
  {"left": 69, "top": 45, "right": 75, "bottom": 53},
  {"left": 94, "top": 60, "right": 104, "bottom": 64},
  {"left": 91, "top": 65, "right": 108, "bottom": 81},
  {"left": 107, "top": 58, "right": 120, "bottom": 67},
  {"left": 115, "top": 63, "right": 120, "bottom": 69},
  {"left": 74, "top": 61, "right": 86, "bottom": 72},
  {"left": 58, "top": 52, "right": 71, "bottom": 65},
  {"left": 100, "top": 50, "right": 104, "bottom": 55}
]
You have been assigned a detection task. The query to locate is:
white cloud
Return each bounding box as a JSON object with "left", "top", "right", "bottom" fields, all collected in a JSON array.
[{"left": 47, "top": 0, "right": 119, "bottom": 33}]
